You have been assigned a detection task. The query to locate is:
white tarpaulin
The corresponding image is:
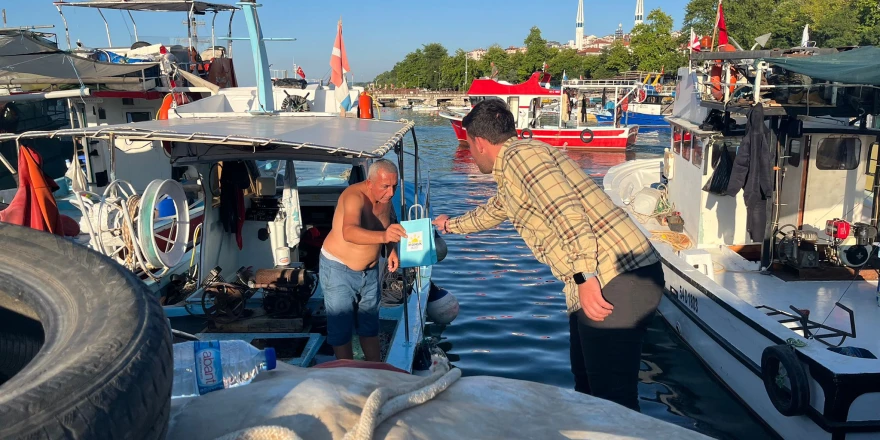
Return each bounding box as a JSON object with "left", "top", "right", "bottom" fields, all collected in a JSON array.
[{"left": 168, "top": 363, "right": 713, "bottom": 440}]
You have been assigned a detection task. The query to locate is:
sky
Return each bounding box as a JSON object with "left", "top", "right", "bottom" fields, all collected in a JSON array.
[{"left": 3, "top": 0, "right": 692, "bottom": 85}]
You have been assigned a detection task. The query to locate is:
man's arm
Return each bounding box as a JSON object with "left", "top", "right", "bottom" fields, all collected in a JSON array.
[
  {"left": 444, "top": 194, "right": 508, "bottom": 234},
  {"left": 509, "top": 148, "right": 599, "bottom": 279},
  {"left": 340, "top": 191, "right": 406, "bottom": 244}
]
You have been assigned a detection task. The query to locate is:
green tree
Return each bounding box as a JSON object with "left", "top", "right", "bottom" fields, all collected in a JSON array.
[
  {"left": 521, "top": 26, "right": 551, "bottom": 78},
  {"left": 441, "top": 49, "right": 467, "bottom": 90},
  {"left": 603, "top": 41, "right": 636, "bottom": 74},
  {"left": 549, "top": 48, "right": 585, "bottom": 80},
  {"left": 630, "top": 9, "right": 687, "bottom": 72}
]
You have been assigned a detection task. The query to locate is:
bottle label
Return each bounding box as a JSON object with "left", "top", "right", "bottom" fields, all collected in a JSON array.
[{"left": 194, "top": 341, "right": 224, "bottom": 395}]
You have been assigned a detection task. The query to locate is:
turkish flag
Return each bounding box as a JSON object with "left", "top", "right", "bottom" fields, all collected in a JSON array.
[{"left": 296, "top": 66, "right": 306, "bottom": 79}]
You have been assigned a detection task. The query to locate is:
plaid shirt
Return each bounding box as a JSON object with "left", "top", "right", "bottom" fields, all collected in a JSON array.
[{"left": 447, "top": 137, "right": 660, "bottom": 314}]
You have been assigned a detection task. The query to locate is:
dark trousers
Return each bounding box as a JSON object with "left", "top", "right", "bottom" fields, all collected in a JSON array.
[{"left": 568, "top": 262, "right": 664, "bottom": 412}]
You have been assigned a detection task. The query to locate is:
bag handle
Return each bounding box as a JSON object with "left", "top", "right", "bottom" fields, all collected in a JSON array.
[{"left": 408, "top": 203, "right": 426, "bottom": 221}]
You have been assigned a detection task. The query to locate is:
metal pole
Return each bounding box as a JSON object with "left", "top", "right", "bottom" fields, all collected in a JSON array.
[
  {"left": 127, "top": 11, "right": 139, "bottom": 42},
  {"left": 227, "top": 10, "right": 235, "bottom": 57},
  {"left": 211, "top": 12, "right": 218, "bottom": 51},
  {"left": 239, "top": 0, "right": 274, "bottom": 112},
  {"left": 396, "top": 140, "right": 409, "bottom": 343},
  {"left": 97, "top": 9, "right": 112, "bottom": 47},
  {"left": 108, "top": 133, "right": 116, "bottom": 183},
  {"left": 56, "top": 5, "right": 71, "bottom": 50}
]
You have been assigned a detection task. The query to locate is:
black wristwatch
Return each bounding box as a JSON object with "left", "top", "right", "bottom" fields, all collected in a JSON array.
[{"left": 573, "top": 272, "right": 589, "bottom": 285}]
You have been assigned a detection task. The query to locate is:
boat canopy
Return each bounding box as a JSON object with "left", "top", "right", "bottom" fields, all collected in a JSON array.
[
  {"left": 764, "top": 46, "right": 880, "bottom": 86},
  {"left": 468, "top": 72, "right": 559, "bottom": 97},
  {"left": 0, "top": 115, "right": 415, "bottom": 164},
  {"left": 53, "top": 0, "right": 239, "bottom": 13},
  {"left": 0, "top": 31, "right": 157, "bottom": 83}
]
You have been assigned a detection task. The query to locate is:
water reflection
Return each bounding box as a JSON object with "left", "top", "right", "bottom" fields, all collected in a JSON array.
[{"left": 388, "top": 109, "right": 774, "bottom": 440}]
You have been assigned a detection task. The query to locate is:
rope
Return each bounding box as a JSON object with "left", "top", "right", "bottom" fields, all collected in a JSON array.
[
  {"left": 214, "top": 426, "right": 301, "bottom": 440},
  {"left": 343, "top": 361, "right": 461, "bottom": 440},
  {"left": 629, "top": 183, "right": 675, "bottom": 224},
  {"left": 121, "top": 194, "right": 142, "bottom": 268},
  {"left": 649, "top": 230, "right": 693, "bottom": 252}
]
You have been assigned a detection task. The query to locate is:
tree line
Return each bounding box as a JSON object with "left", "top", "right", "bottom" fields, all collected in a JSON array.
[{"left": 373, "top": 1, "right": 880, "bottom": 90}]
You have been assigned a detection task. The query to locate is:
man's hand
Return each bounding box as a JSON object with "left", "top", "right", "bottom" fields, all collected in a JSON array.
[
  {"left": 384, "top": 224, "right": 408, "bottom": 243},
  {"left": 387, "top": 248, "right": 399, "bottom": 273},
  {"left": 432, "top": 215, "right": 450, "bottom": 233},
  {"left": 578, "top": 277, "right": 613, "bottom": 322}
]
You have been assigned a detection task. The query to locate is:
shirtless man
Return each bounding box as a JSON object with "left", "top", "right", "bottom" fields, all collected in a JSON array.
[{"left": 319, "top": 159, "right": 407, "bottom": 361}]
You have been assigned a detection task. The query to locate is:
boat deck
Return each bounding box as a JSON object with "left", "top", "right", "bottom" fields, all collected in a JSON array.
[{"left": 707, "top": 245, "right": 880, "bottom": 357}]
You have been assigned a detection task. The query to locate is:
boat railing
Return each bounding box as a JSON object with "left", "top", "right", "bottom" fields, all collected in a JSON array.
[{"left": 563, "top": 79, "right": 638, "bottom": 88}]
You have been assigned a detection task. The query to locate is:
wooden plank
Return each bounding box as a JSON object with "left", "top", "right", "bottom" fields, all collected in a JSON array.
[{"left": 770, "top": 262, "right": 880, "bottom": 281}]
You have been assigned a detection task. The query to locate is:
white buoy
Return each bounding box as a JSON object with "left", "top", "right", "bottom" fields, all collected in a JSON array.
[{"left": 426, "top": 283, "right": 459, "bottom": 325}]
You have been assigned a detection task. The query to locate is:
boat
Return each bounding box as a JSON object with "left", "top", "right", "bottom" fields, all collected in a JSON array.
[
  {"left": 0, "top": 1, "right": 449, "bottom": 376},
  {"left": 440, "top": 72, "right": 638, "bottom": 149},
  {"left": 592, "top": 72, "right": 677, "bottom": 130},
  {"left": 601, "top": 44, "right": 880, "bottom": 439}
]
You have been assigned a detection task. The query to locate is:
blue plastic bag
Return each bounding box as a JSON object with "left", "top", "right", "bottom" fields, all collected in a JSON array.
[{"left": 398, "top": 204, "right": 438, "bottom": 268}]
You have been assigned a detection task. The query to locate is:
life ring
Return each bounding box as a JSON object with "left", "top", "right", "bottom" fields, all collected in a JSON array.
[
  {"left": 520, "top": 128, "right": 533, "bottom": 140},
  {"left": 761, "top": 344, "right": 810, "bottom": 416},
  {"left": 580, "top": 128, "right": 594, "bottom": 144},
  {"left": 655, "top": 84, "right": 664, "bottom": 94},
  {"left": 636, "top": 89, "right": 647, "bottom": 103}
]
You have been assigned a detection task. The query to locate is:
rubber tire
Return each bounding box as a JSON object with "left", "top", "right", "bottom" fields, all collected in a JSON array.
[
  {"left": 579, "top": 128, "right": 594, "bottom": 144},
  {"left": 0, "top": 223, "right": 173, "bottom": 439},
  {"left": 760, "top": 344, "right": 810, "bottom": 417},
  {"left": 520, "top": 128, "right": 533, "bottom": 140}
]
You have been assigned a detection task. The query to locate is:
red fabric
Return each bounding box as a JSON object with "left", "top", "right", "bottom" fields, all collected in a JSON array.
[
  {"left": 717, "top": 1, "right": 729, "bottom": 46},
  {"left": 0, "top": 145, "right": 79, "bottom": 236},
  {"left": 313, "top": 359, "right": 410, "bottom": 375},
  {"left": 296, "top": 66, "right": 306, "bottom": 79},
  {"left": 329, "top": 20, "right": 350, "bottom": 88}
]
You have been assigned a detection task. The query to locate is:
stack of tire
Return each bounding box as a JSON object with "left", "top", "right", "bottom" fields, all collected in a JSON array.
[{"left": 0, "top": 224, "right": 173, "bottom": 439}]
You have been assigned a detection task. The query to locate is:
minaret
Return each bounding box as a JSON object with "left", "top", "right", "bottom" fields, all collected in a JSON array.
[
  {"left": 575, "top": 0, "right": 584, "bottom": 50},
  {"left": 634, "top": 0, "right": 644, "bottom": 26}
]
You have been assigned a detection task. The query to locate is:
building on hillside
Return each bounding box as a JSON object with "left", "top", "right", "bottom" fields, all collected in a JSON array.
[{"left": 467, "top": 48, "right": 487, "bottom": 61}]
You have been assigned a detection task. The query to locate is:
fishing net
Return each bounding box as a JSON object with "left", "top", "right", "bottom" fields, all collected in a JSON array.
[{"left": 702, "top": 142, "right": 733, "bottom": 195}]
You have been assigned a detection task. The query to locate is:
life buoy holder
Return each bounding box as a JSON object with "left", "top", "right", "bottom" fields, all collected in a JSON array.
[
  {"left": 760, "top": 344, "right": 810, "bottom": 416},
  {"left": 636, "top": 89, "right": 647, "bottom": 103},
  {"left": 520, "top": 128, "right": 533, "bottom": 140},
  {"left": 579, "top": 128, "right": 594, "bottom": 144}
]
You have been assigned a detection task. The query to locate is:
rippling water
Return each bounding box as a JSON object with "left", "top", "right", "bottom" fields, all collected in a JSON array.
[{"left": 384, "top": 108, "right": 775, "bottom": 440}]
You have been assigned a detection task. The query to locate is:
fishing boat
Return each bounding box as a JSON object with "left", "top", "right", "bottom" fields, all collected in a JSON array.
[
  {"left": 593, "top": 72, "right": 676, "bottom": 130},
  {"left": 602, "top": 44, "right": 880, "bottom": 439},
  {"left": 439, "top": 72, "right": 638, "bottom": 149}
]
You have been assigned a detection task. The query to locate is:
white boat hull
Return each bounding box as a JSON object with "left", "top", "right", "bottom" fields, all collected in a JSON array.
[{"left": 603, "top": 159, "right": 880, "bottom": 440}]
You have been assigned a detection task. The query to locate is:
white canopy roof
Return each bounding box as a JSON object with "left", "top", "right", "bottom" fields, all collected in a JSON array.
[
  {"left": 0, "top": 114, "right": 415, "bottom": 164},
  {"left": 53, "top": 0, "right": 238, "bottom": 13}
]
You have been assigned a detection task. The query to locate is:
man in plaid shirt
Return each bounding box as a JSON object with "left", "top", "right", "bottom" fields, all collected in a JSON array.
[{"left": 434, "top": 99, "right": 664, "bottom": 412}]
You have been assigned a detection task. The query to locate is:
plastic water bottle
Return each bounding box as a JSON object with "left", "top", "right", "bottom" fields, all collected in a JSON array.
[{"left": 171, "top": 340, "right": 277, "bottom": 399}]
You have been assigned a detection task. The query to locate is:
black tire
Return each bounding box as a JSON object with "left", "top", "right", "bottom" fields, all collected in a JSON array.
[
  {"left": 579, "top": 128, "right": 594, "bottom": 144},
  {"left": 520, "top": 128, "right": 533, "bottom": 140},
  {"left": 761, "top": 344, "right": 810, "bottom": 417},
  {"left": 0, "top": 224, "right": 173, "bottom": 439}
]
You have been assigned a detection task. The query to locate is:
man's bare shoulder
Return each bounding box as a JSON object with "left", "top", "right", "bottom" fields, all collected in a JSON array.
[{"left": 340, "top": 182, "right": 368, "bottom": 204}]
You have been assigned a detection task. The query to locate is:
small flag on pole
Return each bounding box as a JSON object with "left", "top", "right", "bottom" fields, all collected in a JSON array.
[
  {"left": 296, "top": 66, "right": 306, "bottom": 79},
  {"left": 688, "top": 27, "right": 701, "bottom": 52}
]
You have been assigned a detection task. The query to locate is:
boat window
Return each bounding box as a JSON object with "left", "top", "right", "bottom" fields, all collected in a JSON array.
[
  {"left": 816, "top": 137, "right": 860, "bottom": 171},
  {"left": 865, "top": 141, "right": 878, "bottom": 176},
  {"left": 256, "top": 160, "right": 352, "bottom": 188},
  {"left": 692, "top": 137, "right": 704, "bottom": 170},
  {"left": 672, "top": 126, "right": 682, "bottom": 155},
  {"left": 508, "top": 97, "right": 520, "bottom": 124},
  {"left": 682, "top": 132, "right": 693, "bottom": 162},
  {"left": 787, "top": 139, "right": 802, "bottom": 167},
  {"left": 126, "top": 112, "right": 152, "bottom": 123},
  {"left": 468, "top": 96, "right": 503, "bottom": 108}
]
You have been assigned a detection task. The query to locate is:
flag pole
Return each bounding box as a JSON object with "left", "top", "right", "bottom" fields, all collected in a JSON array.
[{"left": 710, "top": 0, "right": 720, "bottom": 52}]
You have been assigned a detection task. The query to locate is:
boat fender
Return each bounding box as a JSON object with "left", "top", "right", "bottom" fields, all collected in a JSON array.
[
  {"left": 579, "top": 128, "right": 594, "bottom": 144},
  {"left": 427, "top": 282, "right": 459, "bottom": 325},
  {"left": 760, "top": 344, "right": 810, "bottom": 416},
  {"left": 663, "top": 148, "right": 675, "bottom": 180},
  {"left": 520, "top": 128, "right": 533, "bottom": 140}
]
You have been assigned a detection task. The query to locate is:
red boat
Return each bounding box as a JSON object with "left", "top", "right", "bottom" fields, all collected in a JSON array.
[{"left": 440, "top": 72, "right": 638, "bottom": 149}]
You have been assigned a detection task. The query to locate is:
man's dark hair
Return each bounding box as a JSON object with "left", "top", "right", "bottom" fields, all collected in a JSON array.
[{"left": 461, "top": 98, "right": 517, "bottom": 145}]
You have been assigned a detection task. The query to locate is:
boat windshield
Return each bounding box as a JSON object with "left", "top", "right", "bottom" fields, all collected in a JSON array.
[{"left": 256, "top": 160, "right": 352, "bottom": 187}]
